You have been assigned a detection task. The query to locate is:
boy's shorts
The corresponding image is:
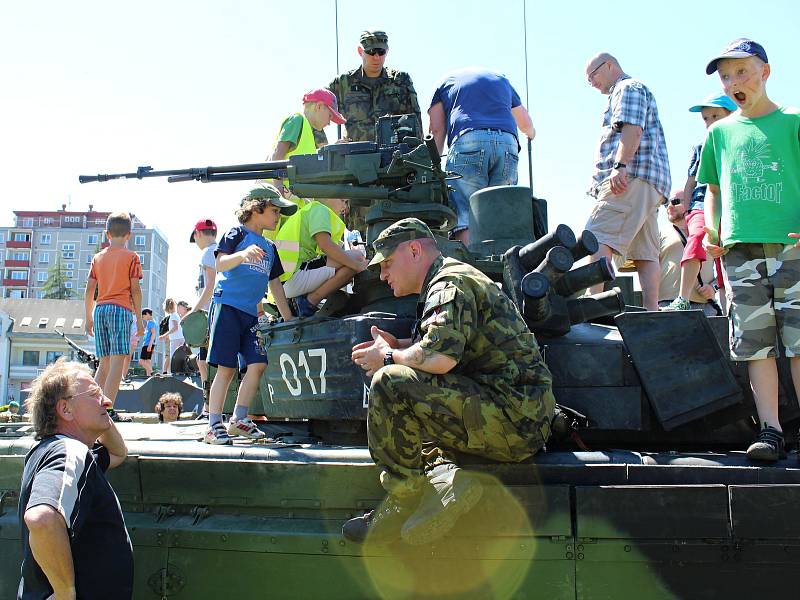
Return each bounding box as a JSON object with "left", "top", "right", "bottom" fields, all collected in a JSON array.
[
  {"left": 140, "top": 345, "right": 154, "bottom": 360},
  {"left": 282, "top": 257, "right": 335, "bottom": 299},
  {"left": 207, "top": 303, "right": 267, "bottom": 368},
  {"left": 585, "top": 177, "right": 664, "bottom": 262},
  {"left": 93, "top": 304, "right": 133, "bottom": 358},
  {"left": 725, "top": 242, "right": 800, "bottom": 360}
]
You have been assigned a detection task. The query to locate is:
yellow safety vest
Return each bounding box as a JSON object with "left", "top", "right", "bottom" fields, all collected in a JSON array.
[
  {"left": 264, "top": 114, "right": 319, "bottom": 240},
  {"left": 275, "top": 202, "right": 345, "bottom": 282}
]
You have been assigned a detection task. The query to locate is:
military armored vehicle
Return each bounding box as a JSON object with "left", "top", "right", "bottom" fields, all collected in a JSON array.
[{"left": 2, "top": 117, "right": 798, "bottom": 599}]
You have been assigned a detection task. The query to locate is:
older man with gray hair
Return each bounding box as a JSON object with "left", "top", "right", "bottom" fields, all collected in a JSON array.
[
  {"left": 17, "top": 358, "right": 131, "bottom": 600},
  {"left": 584, "top": 52, "right": 671, "bottom": 311}
]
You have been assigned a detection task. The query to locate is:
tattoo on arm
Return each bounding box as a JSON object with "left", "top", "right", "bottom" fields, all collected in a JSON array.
[{"left": 406, "top": 345, "right": 434, "bottom": 367}]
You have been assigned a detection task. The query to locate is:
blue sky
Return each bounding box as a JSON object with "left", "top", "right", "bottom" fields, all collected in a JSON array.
[{"left": 1, "top": 0, "right": 797, "bottom": 301}]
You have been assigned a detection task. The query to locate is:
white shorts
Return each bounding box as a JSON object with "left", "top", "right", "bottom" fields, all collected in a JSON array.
[
  {"left": 169, "top": 337, "right": 185, "bottom": 359},
  {"left": 283, "top": 266, "right": 336, "bottom": 298}
]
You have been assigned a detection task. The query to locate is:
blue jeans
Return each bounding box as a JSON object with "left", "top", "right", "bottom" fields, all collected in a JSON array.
[{"left": 445, "top": 129, "right": 519, "bottom": 231}]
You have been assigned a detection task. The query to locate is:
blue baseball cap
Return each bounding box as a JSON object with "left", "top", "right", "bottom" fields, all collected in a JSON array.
[
  {"left": 689, "top": 93, "right": 738, "bottom": 113},
  {"left": 706, "top": 38, "right": 768, "bottom": 75}
]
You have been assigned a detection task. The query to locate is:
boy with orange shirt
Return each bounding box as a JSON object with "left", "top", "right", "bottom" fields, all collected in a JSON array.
[{"left": 85, "top": 212, "right": 144, "bottom": 404}]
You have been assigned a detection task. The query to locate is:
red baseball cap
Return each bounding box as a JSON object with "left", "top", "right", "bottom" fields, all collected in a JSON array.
[
  {"left": 302, "top": 88, "right": 346, "bottom": 125},
  {"left": 190, "top": 218, "right": 217, "bottom": 243}
]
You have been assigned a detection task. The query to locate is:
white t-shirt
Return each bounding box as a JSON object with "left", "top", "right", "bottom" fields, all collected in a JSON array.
[
  {"left": 196, "top": 242, "right": 218, "bottom": 311},
  {"left": 168, "top": 311, "right": 184, "bottom": 341}
]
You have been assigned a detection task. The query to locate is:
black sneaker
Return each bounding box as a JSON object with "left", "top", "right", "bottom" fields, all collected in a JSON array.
[
  {"left": 746, "top": 424, "right": 786, "bottom": 462},
  {"left": 342, "top": 494, "right": 415, "bottom": 544}
]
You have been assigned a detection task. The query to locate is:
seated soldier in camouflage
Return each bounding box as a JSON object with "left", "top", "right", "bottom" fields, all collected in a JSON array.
[{"left": 344, "top": 218, "right": 555, "bottom": 545}]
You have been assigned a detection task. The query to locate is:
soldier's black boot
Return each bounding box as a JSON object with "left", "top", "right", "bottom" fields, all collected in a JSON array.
[
  {"left": 342, "top": 494, "right": 416, "bottom": 544},
  {"left": 401, "top": 464, "right": 483, "bottom": 546}
]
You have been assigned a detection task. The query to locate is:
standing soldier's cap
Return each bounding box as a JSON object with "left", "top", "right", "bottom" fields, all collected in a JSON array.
[
  {"left": 368, "top": 218, "right": 435, "bottom": 268},
  {"left": 360, "top": 30, "right": 388, "bottom": 51}
]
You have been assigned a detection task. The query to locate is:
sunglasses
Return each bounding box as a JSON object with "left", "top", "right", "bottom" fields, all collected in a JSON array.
[
  {"left": 364, "top": 48, "right": 386, "bottom": 56},
  {"left": 669, "top": 197, "right": 683, "bottom": 206}
]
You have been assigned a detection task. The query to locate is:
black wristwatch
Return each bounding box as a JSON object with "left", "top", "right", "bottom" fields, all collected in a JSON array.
[
  {"left": 613, "top": 161, "right": 627, "bottom": 170},
  {"left": 383, "top": 351, "right": 395, "bottom": 366}
]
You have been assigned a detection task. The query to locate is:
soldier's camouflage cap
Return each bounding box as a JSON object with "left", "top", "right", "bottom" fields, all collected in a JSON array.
[
  {"left": 360, "top": 30, "right": 388, "bottom": 51},
  {"left": 368, "top": 218, "right": 435, "bottom": 268}
]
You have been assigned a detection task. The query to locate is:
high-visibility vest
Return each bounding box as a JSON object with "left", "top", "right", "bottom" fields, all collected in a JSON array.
[
  {"left": 264, "top": 113, "right": 319, "bottom": 241},
  {"left": 275, "top": 201, "right": 345, "bottom": 282}
]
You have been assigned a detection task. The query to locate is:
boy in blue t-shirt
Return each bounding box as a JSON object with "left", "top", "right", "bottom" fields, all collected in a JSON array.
[{"left": 205, "top": 186, "right": 297, "bottom": 445}]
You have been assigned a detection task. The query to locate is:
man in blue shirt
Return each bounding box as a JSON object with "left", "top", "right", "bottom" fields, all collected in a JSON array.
[
  {"left": 205, "top": 186, "right": 297, "bottom": 445},
  {"left": 428, "top": 67, "right": 536, "bottom": 245}
]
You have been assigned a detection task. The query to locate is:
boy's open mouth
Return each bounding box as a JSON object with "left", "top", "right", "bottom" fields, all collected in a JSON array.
[{"left": 734, "top": 92, "right": 746, "bottom": 103}]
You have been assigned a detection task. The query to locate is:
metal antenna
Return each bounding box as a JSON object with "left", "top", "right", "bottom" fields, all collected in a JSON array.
[
  {"left": 335, "top": 0, "right": 342, "bottom": 139},
  {"left": 523, "top": 0, "right": 533, "bottom": 194}
]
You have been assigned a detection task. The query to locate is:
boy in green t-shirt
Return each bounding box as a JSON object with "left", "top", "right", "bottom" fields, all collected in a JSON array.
[
  {"left": 275, "top": 197, "right": 367, "bottom": 317},
  {"left": 699, "top": 38, "right": 800, "bottom": 462}
]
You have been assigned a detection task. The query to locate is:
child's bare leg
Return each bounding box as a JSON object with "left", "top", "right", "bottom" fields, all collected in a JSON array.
[
  {"left": 307, "top": 267, "right": 357, "bottom": 306},
  {"left": 209, "top": 366, "right": 235, "bottom": 415},
  {"left": 94, "top": 356, "right": 110, "bottom": 391},
  {"left": 748, "top": 358, "right": 780, "bottom": 430},
  {"left": 234, "top": 363, "right": 266, "bottom": 411},
  {"left": 102, "top": 354, "right": 127, "bottom": 405},
  {"left": 678, "top": 259, "right": 702, "bottom": 301},
  {"left": 790, "top": 357, "right": 800, "bottom": 413}
]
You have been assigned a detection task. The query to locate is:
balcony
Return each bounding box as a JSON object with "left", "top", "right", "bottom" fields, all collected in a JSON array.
[
  {"left": 7, "top": 240, "right": 32, "bottom": 249},
  {"left": 5, "top": 259, "right": 30, "bottom": 268},
  {"left": 2, "top": 277, "right": 28, "bottom": 286}
]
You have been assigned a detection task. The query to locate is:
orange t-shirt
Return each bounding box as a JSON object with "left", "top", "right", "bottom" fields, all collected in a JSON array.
[{"left": 88, "top": 246, "right": 143, "bottom": 312}]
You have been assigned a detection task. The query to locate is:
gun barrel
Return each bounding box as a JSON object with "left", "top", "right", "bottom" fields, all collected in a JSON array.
[{"left": 79, "top": 161, "right": 290, "bottom": 184}]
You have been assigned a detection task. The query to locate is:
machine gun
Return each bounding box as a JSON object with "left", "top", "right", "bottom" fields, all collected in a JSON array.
[
  {"left": 80, "top": 115, "right": 457, "bottom": 245},
  {"left": 55, "top": 329, "right": 99, "bottom": 371}
]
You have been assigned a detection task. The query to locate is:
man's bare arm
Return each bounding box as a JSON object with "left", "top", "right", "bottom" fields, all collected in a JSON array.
[
  {"left": 428, "top": 102, "right": 447, "bottom": 155},
  {"left": 192, "top": 266, "right": 216, "bottom": 313},
  {"left": 98, "top": 421, "right": 128, "bottom": 469},
  {"left": 511, "top": 105, "right": 536, "bottom": 140},
  {"left": 615, "top": 124, "right": 643, "bottom": 163},
  {"left": 24, "top": 505, "right": 76, "bottom": 599}
]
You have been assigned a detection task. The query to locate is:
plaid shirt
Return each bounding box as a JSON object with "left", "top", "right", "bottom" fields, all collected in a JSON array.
[{"left": 590, "top": 75, "right": 671, "bottom": 198}]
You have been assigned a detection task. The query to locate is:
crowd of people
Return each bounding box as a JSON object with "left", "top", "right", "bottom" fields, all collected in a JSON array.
[{"left": 14, "top": 32, "right": 800, "bottom": 598}]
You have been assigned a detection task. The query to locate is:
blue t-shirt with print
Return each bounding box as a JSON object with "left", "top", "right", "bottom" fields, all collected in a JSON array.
[
  {"left": 213, "top": 226, "right": 284, "bottom": 316},
  {"left": 141, "top": 319, "right": 157, "bottom": 346}
]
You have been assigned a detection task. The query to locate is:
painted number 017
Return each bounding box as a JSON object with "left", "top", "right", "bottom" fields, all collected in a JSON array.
[{"left": 279, "top": 349, "right": 327, "bottom": 397}]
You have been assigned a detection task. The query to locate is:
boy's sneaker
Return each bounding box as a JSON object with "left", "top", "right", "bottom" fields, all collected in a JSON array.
[
  {"left": 290, "top": 294, "right": 319, "bottom": 318},
  {"left": 227, "top": 417, "right": 267, "bottom": 440},
  {"left": 746, "top": 424, "right": 786, "bottom": 462},
  {"left": 664, "top": 296, "right": 691, "bottom": 311},
  {"left": 204, "top": 422, "right": 233, "bottom": 445}
]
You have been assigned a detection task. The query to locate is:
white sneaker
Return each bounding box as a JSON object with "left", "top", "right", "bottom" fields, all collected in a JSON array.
[
  {"left": 203, "top": 423, "right": 233, "bottom": 445},
  {"left": 227, "top": 417, "right": 266, "bottom": 440}
]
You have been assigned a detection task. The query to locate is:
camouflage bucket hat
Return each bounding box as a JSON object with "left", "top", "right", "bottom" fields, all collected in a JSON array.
[
  {"left": 360, "top": 29, "right": 388, "bottom": 51},
  {"left": 368, "top": 218, "right": 434, "bottom": 268}
]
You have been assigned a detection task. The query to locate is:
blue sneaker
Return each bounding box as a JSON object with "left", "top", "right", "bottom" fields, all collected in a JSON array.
[{"left": 291, "top": 294, "right": 319, "bottom": 318}]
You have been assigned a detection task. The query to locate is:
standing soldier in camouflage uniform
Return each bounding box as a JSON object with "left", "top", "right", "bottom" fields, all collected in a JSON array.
[
  {"left": 343, "top": 218, "right": 555, "bottom": 545},
  {"left": 327, "top": 30, "right": 422, "bottom": 232}
]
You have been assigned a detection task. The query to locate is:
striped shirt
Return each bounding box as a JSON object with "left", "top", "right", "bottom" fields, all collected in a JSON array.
[{"left": 590, "top": 75, "right": 671, "bottom": 198}]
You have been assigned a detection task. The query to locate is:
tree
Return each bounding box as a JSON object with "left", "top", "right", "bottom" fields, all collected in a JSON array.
[{"left": 41, "top": 257, "right": 76, "bottom": 299}]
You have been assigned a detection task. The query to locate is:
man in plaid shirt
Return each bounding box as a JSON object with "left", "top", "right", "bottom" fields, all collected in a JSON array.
[{"left": 584, "top": 53, "right": 671, "bottom": 311}]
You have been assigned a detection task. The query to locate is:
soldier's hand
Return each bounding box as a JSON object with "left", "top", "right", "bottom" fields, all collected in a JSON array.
[
  {"left": 351, "top": 326, "right": 393, "bottom": 375},
  {"left": 240, "top": 244, "right": 266, "bottom": 264},
  {"left": 371, "top": 326, "right": 399, "bottom": 349}
]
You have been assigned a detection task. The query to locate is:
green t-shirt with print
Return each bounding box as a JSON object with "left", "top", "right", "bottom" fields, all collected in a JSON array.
[
  {"left": 697, "top": 106, "right": 800, "bottom": 246},
  {"left": 298, "top": 202, "right": 345, "bottom": 265}
]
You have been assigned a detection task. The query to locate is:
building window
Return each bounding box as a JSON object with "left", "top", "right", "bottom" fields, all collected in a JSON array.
[
  {"left": 86, "top": 255, "right": 93, "bottom": 265},
  {"left": 88, "top": 234, "right": 99, "bottom": 245},
  {"left": 65, "top": 281, "right": 73, "bottom": 289},
  {"left": 135, "top": 235, "right": 146, "bottom": 247},
  {"left": 37, "top": 272, "right": 47, "bottom": 282},
  {"left": 22, "top": 351, "right": 40, "bottom": 366},
  {"left": 137, "top": 253, "right": 145, "bottom": 265},
  {"left": 9, "top": 290, "right": 27, "bottom": 299},
  {"left": 12, "top": 252, "right": 27, "bottom": 261},
  {"left": 62, "top": 252, "right": 75, "bottom": 259},
  {"left": 43, "top": 217, "right": 52, "bottom": 225},
  {"left": 64, "top": 216, "right": 80, "bottom": 223},
  {"left": 10, "top": 271, "right": 26, "bottom": 280},
  {"left": 62, "top": 243, "right": 76, "bottom": 251},
  {"left": 13, "top": 233, "right": 29, "bottom": 242},
  {"left": 23, "top": 218, "right": 34, "bottom": 227},
  {"left": 39, "top": 252, "right": 49, "bottom": 264},
  {"left": 37, "top": 291, "right": 46, "bottom": 299},
  {"left": 41, "top": 233, "right": 52, "bottom": 244},
  {"left": 0, "top": 233, "right": 4, "bottom": 242},
  {"left": 66, "top": 263, "right": 74, "bottom": 270},
  {"left": 46, "top": 351, "right": 65, "bottom": 364},
  {"left": 65, "top": 271, "right": 73, "bottom": 277}
]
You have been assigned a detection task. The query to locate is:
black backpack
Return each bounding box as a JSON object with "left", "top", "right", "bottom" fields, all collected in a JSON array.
[{"left": 158, "top": 315, "right": 170, "bottom": 336}]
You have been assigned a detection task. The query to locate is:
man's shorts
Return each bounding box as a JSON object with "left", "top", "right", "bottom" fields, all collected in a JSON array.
[
  {"left": 585, "top": 177, "right": 664, "bottom": 262},
  {"left": 725, "top": 242, "right": 800, "bottom": 360},
  {"left": 282, "top": 257, "right": 335, "bottom": 299},
  {"left": 140, "top": 345, "right": 154, "bottom": 360},
  {"left": 207, "top": 303, "right": 266, "bottom": 368},
  {"left": 93, "top": 304, "right": 133, "bottom": 358}
]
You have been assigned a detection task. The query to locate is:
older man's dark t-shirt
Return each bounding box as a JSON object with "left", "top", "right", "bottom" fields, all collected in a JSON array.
[{"left": 17, "top": 435, "right": 133, "bottom": 600}]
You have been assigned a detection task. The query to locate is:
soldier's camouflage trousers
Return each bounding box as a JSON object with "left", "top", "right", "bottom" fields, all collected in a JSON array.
[
  {"left": 725, "top": 242, "right": 800, "bottom": 360},
  {"left": 368, "top": 364, "right": 554, "bottom": 498}
]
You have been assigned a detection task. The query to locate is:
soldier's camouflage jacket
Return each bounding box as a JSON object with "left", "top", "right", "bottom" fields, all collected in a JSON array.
[
  {"left": 327, "top": 67, "right": 422, "bottom": 142},
  {"left": 414, "top": 255, "right": 555, "bottom": 421}
]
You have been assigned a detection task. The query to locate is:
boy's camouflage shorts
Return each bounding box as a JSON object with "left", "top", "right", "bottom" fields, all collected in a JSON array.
[{"left": 724, "top": 242, "right": 800, "bottom": 360}]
